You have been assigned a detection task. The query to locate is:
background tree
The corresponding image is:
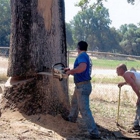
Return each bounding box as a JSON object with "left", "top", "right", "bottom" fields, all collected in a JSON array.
[
  {"left": 119, "top": 24, "right": 140, "bottom": 55},
  {"left": 0, "top": 0, "right": 10, "bottom": 46},
  {"left": 1, "top": 0, "right": 70, "bottom": 119},
  {"left": 109, "top": 27, "right": 123, "bottom": 53},
  {"left": 65, "top": 0, "right": 138, "bottom": 54},
  {"left": 66, "top": 23, "right": 74, "bottom": 49},
  {"left": 70, "top": 5, "right": 122, "bottom": 52},
  {"left": 76, "top": 0, "right": 135, "bottom": 7}
]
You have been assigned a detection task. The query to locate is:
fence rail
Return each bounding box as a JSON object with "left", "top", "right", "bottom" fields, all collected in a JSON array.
[
  {"left": 0, "top": 47, "right": 9, "bottom": 49},
  {"left": 68, "top": 50, "right": 140, "bottom": 59},
  {"left": 0, "top": 47, "right": 9, "bottom": 57}
]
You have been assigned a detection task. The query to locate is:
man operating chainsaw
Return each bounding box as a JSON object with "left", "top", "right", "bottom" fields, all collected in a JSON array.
[
  {"left": 117, "top": 64, "right": 140, "bottom": 131},
  {"left": 65, "top": 41, "right": 100, "bottom": 139}
]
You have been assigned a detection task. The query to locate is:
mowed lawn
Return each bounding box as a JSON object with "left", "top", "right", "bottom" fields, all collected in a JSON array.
[{"left": 69, "top": 57, "right": 140, "bottom": 70}]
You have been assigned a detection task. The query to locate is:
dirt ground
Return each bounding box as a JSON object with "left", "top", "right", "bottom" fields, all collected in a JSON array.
[
  {"left": 0, "top": 57, "right": 140, "bottom": 140},
  {"left": 0, "top": 84, "right": 140, "bottom": 139},
  {"left": 0, "top": 102, "right": 140, "bottom": 140}
]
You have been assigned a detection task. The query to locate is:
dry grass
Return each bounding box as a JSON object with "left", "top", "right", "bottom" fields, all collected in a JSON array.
[
  {"left": 0, "top": 56, "right": 8, "bottom": 68},
  {"left": 68, "top": 75, "right": 137, "bottom": 105},
  {"left": 0, "top": 56, "right": 8, "bottom": 82}
]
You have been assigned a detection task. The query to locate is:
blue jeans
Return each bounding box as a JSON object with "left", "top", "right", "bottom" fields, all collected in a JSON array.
[
  {"left": 68, "top": 81, "right": 99, "bottom": 135},
  {"left": 134, "top": 100, "right": 140, "bottom": 126}
]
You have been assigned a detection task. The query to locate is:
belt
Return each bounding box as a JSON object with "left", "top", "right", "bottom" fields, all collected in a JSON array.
[{"left": 75, "top": 81, "right": 90, "bottom": 86}]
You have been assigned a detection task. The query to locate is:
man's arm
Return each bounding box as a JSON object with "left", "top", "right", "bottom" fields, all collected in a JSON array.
[{"left": 66, "top": 63, "right": 87, "bottom": 75}]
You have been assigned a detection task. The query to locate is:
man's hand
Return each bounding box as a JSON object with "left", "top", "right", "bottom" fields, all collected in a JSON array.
[
  {"left": 64, "top": 68, "right": 71, "bottom": 76},
  {"left": 65, "top": 70, "right": 71, "bottom": 75},
  {"left": 64, "top": 68, "right": 70, "bottom": 72},
  {"left": 118, "top": 82, "right": 127, "bottom": 88}
]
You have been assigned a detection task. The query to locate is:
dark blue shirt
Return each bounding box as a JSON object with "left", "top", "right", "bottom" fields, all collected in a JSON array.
[{"left": 74, "top": 52, "right": 92, "bottom": 83}]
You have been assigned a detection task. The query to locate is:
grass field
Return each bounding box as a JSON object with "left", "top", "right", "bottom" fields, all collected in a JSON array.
[
  {"left": 69, "top": 57, "right": 140, "bottom": 70},
  {"left": 0, "top": 56, "right": 140, "bottom": 84}
]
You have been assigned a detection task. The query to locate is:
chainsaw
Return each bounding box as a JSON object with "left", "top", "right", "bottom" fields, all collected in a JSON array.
[{"left": 38, "top": 63, "right": 68, "bottom": 81}]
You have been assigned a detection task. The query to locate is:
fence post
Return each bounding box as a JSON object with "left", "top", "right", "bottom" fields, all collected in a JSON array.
[{"left": 67, "top": 50, "right": 69, "bottom": 67}]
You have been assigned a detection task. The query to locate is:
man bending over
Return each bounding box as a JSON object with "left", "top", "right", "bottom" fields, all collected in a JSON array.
[{"left": 117, "top": 64, "right": 140, "bottom": 130}]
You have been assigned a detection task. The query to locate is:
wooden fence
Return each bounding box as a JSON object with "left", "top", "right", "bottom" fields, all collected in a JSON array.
[
  {"left": 68, "top": 50, "right": 140, "bottom": 60},
  {"left": 0, "top": 47, "right": 9, "bottom": 57}
]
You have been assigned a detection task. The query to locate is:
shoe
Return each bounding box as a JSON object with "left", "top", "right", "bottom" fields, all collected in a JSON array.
[
  {"left": 68, "top": 116, "right": 76, "bottom": 123},
  {"left": 128, "top": 125, "right": 140, "bottom": 133},
  {"left": 63, "top": 116, "right": 76, "bottom": 123},
  {"left": 86, "top": 134, "right": 101, "bottom": 139},
  {"left": 132, "top": 125, "right": 140, "bottom": 130}
]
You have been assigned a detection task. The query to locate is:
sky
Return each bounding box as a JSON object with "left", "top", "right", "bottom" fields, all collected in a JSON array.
[{"left": 65, "top": 0, "right": 140, "bottom": 29}]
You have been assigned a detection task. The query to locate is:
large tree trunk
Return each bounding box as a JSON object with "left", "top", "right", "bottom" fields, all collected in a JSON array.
[{"left": 1, "top": 0, "right": 70, "bottom": 119}]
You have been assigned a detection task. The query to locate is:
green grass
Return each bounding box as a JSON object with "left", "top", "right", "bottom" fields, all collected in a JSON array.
[
  {"left": 91, "top": 76, "right": 124, "bottom": 84},
  {"left": 69, "top": 57, "right": 140, "bottom": 70}
]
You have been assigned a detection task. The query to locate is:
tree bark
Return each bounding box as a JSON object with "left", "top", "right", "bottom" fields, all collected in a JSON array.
[{"left": 1, "top": 0, "right": 70, "bottom": 119}]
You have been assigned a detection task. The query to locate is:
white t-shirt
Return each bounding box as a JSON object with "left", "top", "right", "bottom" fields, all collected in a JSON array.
[{"left": 130, "top": 71, "right": 140, "bottom": 87}]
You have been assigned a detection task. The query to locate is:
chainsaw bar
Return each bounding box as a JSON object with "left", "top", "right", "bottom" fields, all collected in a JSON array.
[
  {"left": 38, "top": 72, "right": 53, "bottom": 76},
  {"left": 38, "top": 72, "right": 67, "bottom": 77},
  {"left": 37, "top": 71, "right": 68, "bottom": 81},
  {"left": 38, "top": 63, "right": 68, "bottom": 81}
]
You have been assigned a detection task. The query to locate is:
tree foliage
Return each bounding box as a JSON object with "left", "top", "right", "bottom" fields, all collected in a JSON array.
[
  {"left": 75, "top": 0, "right": 106, "bottom": 11},
  {"left": 66, "top": 23, "right": 74, "bottom": 49},
  {"left": 119, "top": 24, "right": 140, "bottom": 55},
  {"left": 76, "top": 0, "right": 135, "bottom": 8},
  {"left": 0, "top": 0, "right": 11, "bottom": 46},
  {"left": 68, "top": 6, "right": 122, "bottom": 52},
  {"left": 65, "top": 0, "right": 139, "bottom": 55},
  {"left": 127, "top": 0, "right": 135, "bottom": 4}
]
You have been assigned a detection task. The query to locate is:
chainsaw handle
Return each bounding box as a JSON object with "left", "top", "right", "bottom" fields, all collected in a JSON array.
[{"left": 52, "top": 63, "right": 65, "bottom": 69}]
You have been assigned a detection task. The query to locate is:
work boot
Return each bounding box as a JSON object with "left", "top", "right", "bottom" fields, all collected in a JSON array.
[
  {"left": 85, "top": 130, "right": 101, "bottom": 139},
  {"left": 132, "top": 125, "right": 140, "bottom": 131},
  {"left": 89, "top": 134, "right": 101, "bottom": 140},
  {"left": 68, "top": 116, "right": 76, "bottom": 123},
  {"left": 85, "top": 133, "right": 101, "bottom": 139},
  {"left": 128, "top": 125, "right": 140, "bottom": 133},
  {"left": 63, "top": 116, "right": 76, "bottom": 123}
]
